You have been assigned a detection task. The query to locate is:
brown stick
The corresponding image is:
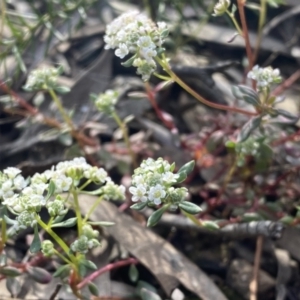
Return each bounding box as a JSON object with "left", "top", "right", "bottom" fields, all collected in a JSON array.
[{"left": 249, "top": 235, "right": 263, "bottom": 300}]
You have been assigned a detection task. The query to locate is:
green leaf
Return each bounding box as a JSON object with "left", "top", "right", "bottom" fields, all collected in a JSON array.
[
  {"left": 0, "top": 254, "right": 7, "bottom": 267},
  {"left": 225, "top": 140, "right": 236, "bottom": 149},
  {"left": 147, "top": 204, "right": 170, "bottom": 227},
  {"left": 231, "top": 85, "right": 244, "bottom": 99},
  {"left": 51, "top": 217, "right": 77, "bottom": 228},
  {"left": 129, "top": 264, "right": 139, "bottom": 282},
  {"left": 237, "top": 116, "right": 262, "bottom": 142},
  {"left": 242, "top": 212, "right": 263, "bottom": 222},
  {"left": 202, "top": 221, "right": 220, "bottom": 230},
  {"left": 45, "top": 180, "right": 56, "bottom": 201},
  {"left": 232, "top": 85, "right": 260, "bottom": 106},
  {"left": 179, "top": 201, "right": 202, "bottom": 214},
  {"left": 78, "top": 261, "right": 87, "bottom": 278},
  {"left": 130, "top": 202, "right": 147, "bottom": 211},
  {"left": 26, "top": 266, "right": 52, "bottom": 284},
  {"left": 88, "top": 221, "right": 115, "bottom": 227},
  {"left": 54, "top": 86, "right": 70, "bottom": 94},
  {"left": 177, "top": 160, "right": 195, "bottom": 177},
  {"left": 279, "top": 215, "right": 294, "bottom": 225},
  {"left": 121, "top": 54, "right": 137, "bottom": 67},
  {"left": 3, "top": 215, "right": 17, "bottom": 226},
  {"left": 79, "top": 259, "right": 97, "bottom": 270},
  {"left": 175, "top": 171, "right": 187, "bottom": 183},
  {"left": 231, "top": 3, "right": 237, "bottom": 14},
  {"left": 274, "top": 108, "right": 299, "bottom": 122},
  {"left": 137, "top": 280, "right": 157, "bottom": 294},
  {"left": 88, "top": 282, "right": 99, "bottom": 296},
  {"left": 53, "top": 213, "right": 67, "bottom": 224},
  {"left": 30, "top": 225, "right": 41, "bottom": 254},
  {"left": 140, "top": 288, "right": 162, "bottom": 300},
  {"left": 6, "top": 277, "right": 21, "bottom": 297},
  {"left": 0, "top": 266, "right": 22, "bottom": 277},
  {"left": 53, "top": 265, "right": 70, "bottom": 278}
]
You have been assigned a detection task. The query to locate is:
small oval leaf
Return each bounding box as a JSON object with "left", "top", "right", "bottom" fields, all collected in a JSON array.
[
  {"left": 179, "top": 201, "right": 202, "bottom": 214},
  {"left": 88, "top": 221, "right": 115, "bottom": 227},
  {"left": 121, "top": 54, "right": 137, "bottom": 67},
  {"left": 202, "top": 221, "right": 220, "bottom": 230},
  {"left": 51, "top": 217, "right": 77, "bottom": 228},
  {"left": 147, "top": 204, "right": 170, "bottom": 227},
  {"left": 26, "top": 266, "right": 52, "bottom": 284},
  {"left": 177, "top": 160, "right": 195, "bottom": 177},
  {"left": 237, "top": 116, "right": 262, "bottom": 142},
  {"left": 88, "top": 282, "right": 99, "bottom": 296},
  {"left": 130, "top": 202, "right": 147, "bottom": 211},
  {"left": 274, "top": 108, "right": 299, "bottom": 122},
  {"left": 80, "top": 259, "right": 97, "bottom": 270},
  {"left": 53, "top": 265, "right": 70, "bottom": 278},
  {"left": 0, "top": 266, "right": 22, "bottom": 277},
  {"left": 140, "top": 288, "right": 162, "bottom": 300},
  {"left": 30, "top": 225, "right": 41, "bottom": 254},
  {"left": 129, "top": 264, "right": 139, "bottom": 282},
  {"left": 6, "top": 277, "right": 21, "bottom": 297}
]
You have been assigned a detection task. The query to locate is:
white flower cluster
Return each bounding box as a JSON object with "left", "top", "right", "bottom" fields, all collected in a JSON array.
[
  {"left": 129, "top": 157, "right": 188, "bottom": 209},
  {"left": 94, "top": 90, "right": 119, "bottom": 115},
  {"left": 104, "top": 11, "right": 168, "bottom": 81},
  {"left": 23, "top": 67, "right": 61, "bottom": 91},
  {"left": 213, "top": 0, "right": 230, "bottom": 16},
  {"left": 247, "top": 65, "right": 282, "bottom": 89},
  {"left": 0, "top": 157, "right": 125, "bottom": 234}
]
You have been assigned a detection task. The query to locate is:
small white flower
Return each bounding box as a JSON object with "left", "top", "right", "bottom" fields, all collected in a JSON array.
[
  {"left": 157, "top": 22, "right": 167, "bottom": 30},
  {"left": 132, "top": 175, "right": 145, "bottom": 186},
  {"left": 129, "top": 184, "right": 148, "bottom": 202},
  {"left": 4, "top": 167, "right": 21, "bottom": 179},
  {"left": 141, "top": 48, "right": 157, "bottom": 62},
  {"left": 13, "top": 175, "right": 27, "bottom": 190},
  {"left": 53, "top": 174, "right": 72, "bottom": 193},
  {"left": 247, "top": 65, "right": 282, "bottom": 89},
  {"left": 137, "top": 36, "right": 155, "bottom": 49},
  {"left": 115, "top": 44, "right": 129, "bottom": 58},
  {"left": 148, "top": 184, "right": 166, "bottom": 205},
  {"left": 2, "top": 180, "right": 13, "bottom": 192},
  {"left": 162, "top": 172, "right": 179, "bottom": 183},
  {"left": 33, "top": 183, "right": 48, "bottom": 195}
]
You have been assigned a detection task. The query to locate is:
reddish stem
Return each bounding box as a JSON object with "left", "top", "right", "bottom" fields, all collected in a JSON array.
[
  {"left": 144, "top": 82, "right": 175, "bottom": 130},
  {"left": 0, "top": 80, "right": 38, "bottom": 115},
  {"left": 76, "top": 257, "right": 138, "bottom": 290},
  {"left": 237, "top": 0, "right": 254, "bottom": 70}
]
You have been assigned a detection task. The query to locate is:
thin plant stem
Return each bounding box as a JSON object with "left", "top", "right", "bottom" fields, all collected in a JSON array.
[
  {"left": 36, "top": 217, "right": 77, "bottom": 264},
  {"left": 237, "top": 0, "right": 254, "bottom": 70},
  {"left": 111, "top": 110, "right": 137, "bottom": 168},
  {"left": 83, "top": 195, "right": 104, "bottom": 223},
  {"left": 53, "top": 249, "right": 73, "bottom": 265},
  {"left": 0, "top": 219, "right": 7, "bottom": 252},
  {"left": 78, "top": 179, "right": 92, "bottom": 191},
  {"left": 49, "top": 89, "right": 75, "bottom": 132},
  {"left": 155, "top": 56, "right": 258, "bottom": 116},
  {"left": 226, "top": 11, "right": 243, "bottom": 36},
  {"left": 72, "top": 190, "right": 83, "bottom": 237},
  {"left": 76, "top": 257, "right": 138, "bottom": 290},
  {"left": 253, "top": 0, "right": 267, "bottom": 64}
]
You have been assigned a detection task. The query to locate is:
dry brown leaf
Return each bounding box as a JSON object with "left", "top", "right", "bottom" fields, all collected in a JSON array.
[{"left": 79, "top": 195, "right": 228, "bottom": 300}]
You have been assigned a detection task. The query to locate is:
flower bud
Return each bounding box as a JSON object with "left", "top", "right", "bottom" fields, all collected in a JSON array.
[{"left": 213, "top": 0, "right": 231, "bottom": 16}]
